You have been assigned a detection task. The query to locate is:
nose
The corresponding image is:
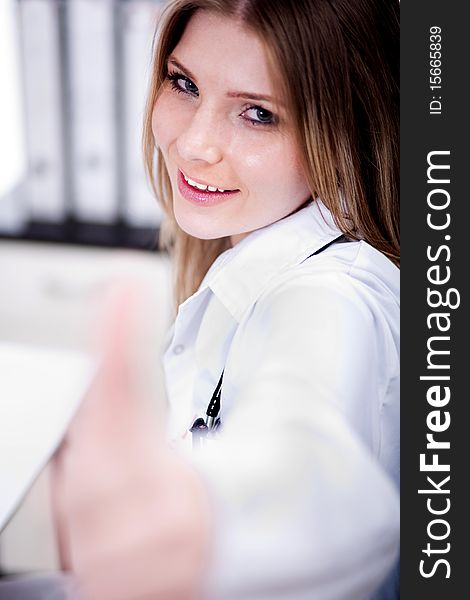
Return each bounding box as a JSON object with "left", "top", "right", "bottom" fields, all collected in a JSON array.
[{"left": 176, "top": 105, "right": 224, "bottom": 165}]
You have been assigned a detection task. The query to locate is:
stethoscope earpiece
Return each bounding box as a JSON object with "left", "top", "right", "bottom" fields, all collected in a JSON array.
[{"left": 190, "top": 371, "right": 224, "bottom": 449}]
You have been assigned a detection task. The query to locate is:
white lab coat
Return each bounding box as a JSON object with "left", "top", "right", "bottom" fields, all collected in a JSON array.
[{"left": 162, "top": 199, "right": 399, "bottom": 600}]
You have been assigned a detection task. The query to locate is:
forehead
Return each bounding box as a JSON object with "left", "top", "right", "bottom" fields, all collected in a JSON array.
[{"left": 171, "top": 10, "right": 274, "bottom": 94}]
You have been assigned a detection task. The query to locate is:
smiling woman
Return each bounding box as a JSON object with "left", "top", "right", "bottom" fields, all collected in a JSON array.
[
  {"left": 51, "top": 1, "right": 400, "bottom": 599},
  {"left": 143, "top": 0, "right": 400, "bottom": 598},
  {"left": 143, "top": 0, "right": 399, "bottom": 304},
  {"left": 150, "top": 10, "right": 311, "bottom": 248}
]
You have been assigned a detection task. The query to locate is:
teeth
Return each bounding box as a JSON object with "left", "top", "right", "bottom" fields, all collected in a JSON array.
[
  {"left": 186, "top": 177, "right": 207, "bottom": 190},
  {"left": 183, "top": 173, "right": 229, "bottom": 193}
]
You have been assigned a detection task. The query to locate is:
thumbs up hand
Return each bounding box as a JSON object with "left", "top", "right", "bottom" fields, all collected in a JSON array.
[{"left": 51, "top": 279, "right": 211, "bottom": 600}]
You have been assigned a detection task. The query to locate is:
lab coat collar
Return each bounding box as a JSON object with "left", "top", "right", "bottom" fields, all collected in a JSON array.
[{"left": 200, "top": 199, "right": 344, "bottom": 322}]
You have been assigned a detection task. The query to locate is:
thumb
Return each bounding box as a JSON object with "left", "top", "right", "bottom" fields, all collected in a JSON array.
[
  {"left": 96, "top": 277, "right": 145, "bottom": 385},
  {"left": 69, "top": 275, "right": 163, "bottom": 445}
]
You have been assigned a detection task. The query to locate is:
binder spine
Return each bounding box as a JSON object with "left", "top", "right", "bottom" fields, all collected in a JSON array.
[{"left": 1, "top": 0, "right": 163, "bottom": 249}]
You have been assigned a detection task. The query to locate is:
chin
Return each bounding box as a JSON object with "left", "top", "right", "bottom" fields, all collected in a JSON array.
[{"left": 173, "top": 210, "right": 225, "bottom": 241}]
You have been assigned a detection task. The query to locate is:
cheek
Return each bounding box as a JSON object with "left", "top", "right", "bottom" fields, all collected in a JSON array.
[
  {"left": 234, "top": 136, "right": 308, "bottom": 196},
  {"left": 151, "top": 93, "right": 179, "bottom": 152}
]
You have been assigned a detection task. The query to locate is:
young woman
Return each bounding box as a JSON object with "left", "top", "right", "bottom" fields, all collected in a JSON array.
[{"left": 53, "top": 1, "right": 400, "bottom": 599}]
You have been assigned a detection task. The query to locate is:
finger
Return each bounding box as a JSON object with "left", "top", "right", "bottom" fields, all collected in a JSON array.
[{"left": 50, "top": 447, "right": 73, "bottom": 571}]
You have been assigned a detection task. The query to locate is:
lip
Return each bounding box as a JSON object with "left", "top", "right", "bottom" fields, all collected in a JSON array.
[{"left": 176, "top": 170, "right": 240, "bottom": 207}]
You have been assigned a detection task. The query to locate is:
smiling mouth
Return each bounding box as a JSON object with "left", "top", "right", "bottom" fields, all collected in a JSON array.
[
  {"left": 180, "top": 170, "right": 238, "bottom": 193},
  {"left": 177, "top": 170, "right": 240, "bottom": 206}
]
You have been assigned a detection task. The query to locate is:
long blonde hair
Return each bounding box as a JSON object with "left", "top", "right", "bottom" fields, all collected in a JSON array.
[{"left": 143, "top": 0, "right": 399, "bottom": 308}]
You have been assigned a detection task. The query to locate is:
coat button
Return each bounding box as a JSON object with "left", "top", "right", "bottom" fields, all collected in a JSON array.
[{"left": 173, "top": 344, "right": 185, "bottom": 355}]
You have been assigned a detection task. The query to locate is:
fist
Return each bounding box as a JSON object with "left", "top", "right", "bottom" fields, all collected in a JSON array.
[{"left": 51, "top": 279, "right": 212, "bottom": 600}]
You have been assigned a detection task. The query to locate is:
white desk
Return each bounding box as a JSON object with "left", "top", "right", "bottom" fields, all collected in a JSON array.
[{"left": 0, "top": 241, "right": 172, "bottom": 572}]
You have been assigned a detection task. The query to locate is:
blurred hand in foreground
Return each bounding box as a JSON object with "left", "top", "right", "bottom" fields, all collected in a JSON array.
[{"left": 51, "top": 280, "right": 212, "bottom": 600}]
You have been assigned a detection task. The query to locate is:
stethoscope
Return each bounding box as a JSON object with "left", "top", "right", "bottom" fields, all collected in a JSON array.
[
  {"left": 189, "top": 234, "right": 347, "bottom": 450},
  {"left": 190, "top": 370, "right": 224, "bottom": 449}
]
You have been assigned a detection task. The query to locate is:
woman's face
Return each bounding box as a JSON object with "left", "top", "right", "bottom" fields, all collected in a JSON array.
[{"left": 152, "top": 10, "right": 311, "bottom": 245}]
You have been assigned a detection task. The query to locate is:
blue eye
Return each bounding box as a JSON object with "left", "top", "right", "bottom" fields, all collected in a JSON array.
[
  {"left": 243, "top": 106, "right": 276, "bottom": 126},
  {"left": 167, "top": 71, "right": 199, "bottom": 96}
]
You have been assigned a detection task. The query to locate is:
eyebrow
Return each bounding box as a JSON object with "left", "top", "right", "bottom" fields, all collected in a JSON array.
[{"left": 168, "top": 56, "right": 277, "bottom": 104}]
